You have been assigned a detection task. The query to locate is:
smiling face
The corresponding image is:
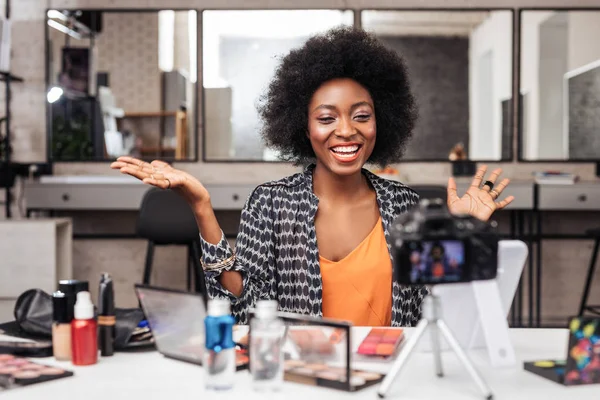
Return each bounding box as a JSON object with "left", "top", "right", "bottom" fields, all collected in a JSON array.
[{"left": 307, "top": 78, "right": 376, "bottom": 176}]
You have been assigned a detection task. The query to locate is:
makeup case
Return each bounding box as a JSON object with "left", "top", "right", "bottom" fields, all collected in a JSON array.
[{"left": 1, "top": 289, "right": 150, "bottom": 356}]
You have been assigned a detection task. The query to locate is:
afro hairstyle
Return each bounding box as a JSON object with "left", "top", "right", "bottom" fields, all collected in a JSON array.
[{"left": 257, "top": 26, "right": 417, "bottom": 167}]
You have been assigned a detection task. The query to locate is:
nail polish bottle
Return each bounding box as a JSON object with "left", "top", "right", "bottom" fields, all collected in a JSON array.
[
  {"left": 71, "top": 291, "right": 98, "bottom": 366},
  {"left": 52, "top": 291, "right": 72, "bottom": 361}
]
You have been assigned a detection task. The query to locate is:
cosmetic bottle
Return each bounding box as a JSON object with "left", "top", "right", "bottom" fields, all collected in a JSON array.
[
  {"left": 71, "top": 291, "right": 98, "bottom": 366},
  {"left": 204, "top": 299, "right": 235, "bottom": 390},
  {"left": 58, "top": 279, "right": 89, "bottom": 322},
  {"left": 52, "top": 291, "right": 72, "bottom": 361},
  {"left": 250, "top": 300, "right": 284, "bottom": 391},
  {"left": 98, "top": 273, "right": 115, "bottom": 357}
]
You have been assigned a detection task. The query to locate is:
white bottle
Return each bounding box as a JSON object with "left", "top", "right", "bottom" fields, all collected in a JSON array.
[{"left": 250, "top": 300, "right": 284, "bottom": 391}]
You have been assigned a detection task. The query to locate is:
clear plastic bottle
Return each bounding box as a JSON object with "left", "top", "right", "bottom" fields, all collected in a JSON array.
[
  {"left": 204, "top": 299, "right": 236, "bottom": 391},
  {"left": 250, "top": 300, "right": 284, "bottom": 391}
]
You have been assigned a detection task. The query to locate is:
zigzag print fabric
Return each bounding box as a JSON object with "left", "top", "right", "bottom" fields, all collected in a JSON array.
[{"left": 201, "top": 164, "right": 428, "bottom": 326}]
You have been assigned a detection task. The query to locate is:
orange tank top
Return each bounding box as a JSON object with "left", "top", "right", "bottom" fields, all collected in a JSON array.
[{"left": 320, "top": 216, "right": 392, "bottom": 326}]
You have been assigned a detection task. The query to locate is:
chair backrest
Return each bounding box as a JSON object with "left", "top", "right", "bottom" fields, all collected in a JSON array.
[
  {"left": 410, "top": 185, "right": 448, "bottom": 203},
  {"left": 136, "top": 187, "right": 199, "bottom": 245}
]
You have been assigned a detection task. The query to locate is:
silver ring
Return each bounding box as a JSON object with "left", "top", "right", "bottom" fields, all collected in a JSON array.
[{"left": 490, "top": 189, "right": 499, "bottom": 199}]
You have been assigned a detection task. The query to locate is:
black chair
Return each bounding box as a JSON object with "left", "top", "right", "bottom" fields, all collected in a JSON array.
[
  {"left": 136, "top": 187, "right": 207, "bottom": 298},
  {"left": 579, "top": 228, "right": 600, "bottom": 316},
  {"left": 410, "top": 185, "right": 447, "bottom": 203}
]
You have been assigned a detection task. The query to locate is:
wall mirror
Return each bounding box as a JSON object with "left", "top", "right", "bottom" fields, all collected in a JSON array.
[
  {"left": 201, "top": 9, "right": 354, "bottom": 162},
  {"left": 361, "top": 9, "right": 514, "bottom": 161},
  {"left": 45, "top": 9, "right": 198, "bottom": 162},
  {"left": 519, "top": 9, "right": 600, "bottom": 161}
]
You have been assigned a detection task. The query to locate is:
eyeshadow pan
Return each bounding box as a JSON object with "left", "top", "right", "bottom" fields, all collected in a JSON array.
[
  {"left": 358, "top": 342, "right": 377, "bottom": 354},
  {"left": 0, "top": 355, "right": 14, "bottom": 362},
  {"left": 39, "top": 368, "right": 66, "bottom": 376},
  {"left": 0, "top": 366, "right": 19, "bottom": 375},
  {"left": 284, "top": 360, "right": 306, "bottom": 369},
  {"left": 354, "top": 371, "right": 382, "bottom": 381},
  {"left": 6, "top": 359, "right": 28, "bottom": 367},
  {"left": 12, "top": 370, "right": 40, "bottom": 385},
  {"left": 305, "top": 363, "right": 328, "bottom": 372},
  {"left": 316, "top": 371, "right": 343, "bottom": 381},
  {"left": 376, "top": 343, "right": 396, "bottom": 356},
  {"left": 292, "top": 367, "right": 316, "bottom": 376},
  {"left": 21, "top": 364, "right": 46, "bottom": 371}
]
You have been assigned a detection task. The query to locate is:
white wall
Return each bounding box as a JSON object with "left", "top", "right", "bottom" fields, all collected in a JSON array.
[
  {"left": 538, "top": 13, "right": 567, "bottom": 159},
  {"left": 468, "top": 10, "right": 512, "bottom": 160},
  {"left": 568, "top": 11, "right": 600, "bottom": 71},
  {"left": 519, "top": 11, "right": 555, "bottom": 159}
]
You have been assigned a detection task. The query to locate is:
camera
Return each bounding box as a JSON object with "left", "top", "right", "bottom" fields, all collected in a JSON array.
[{"left": 391, "top": 198, "right": 499, "bottom": 285}]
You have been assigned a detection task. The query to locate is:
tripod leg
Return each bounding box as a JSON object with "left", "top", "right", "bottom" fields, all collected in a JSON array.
[
  {"left": 377, "top": 319, "right": 430, "bottom": 398},
  {"left": 430, "top": 323, "right": 444, "bottom": 377},
  {"left": 436, "top": 320, "right": 493, "bottom": 400}
]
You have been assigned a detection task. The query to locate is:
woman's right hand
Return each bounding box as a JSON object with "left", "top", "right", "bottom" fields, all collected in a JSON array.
[{"left": 110, "top": 156, "right": 211, "bottom": 209}]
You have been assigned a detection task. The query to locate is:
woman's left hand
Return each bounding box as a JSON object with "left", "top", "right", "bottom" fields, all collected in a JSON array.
[{"left": 446, "top": 165, "right": 514, "bottom": 221}]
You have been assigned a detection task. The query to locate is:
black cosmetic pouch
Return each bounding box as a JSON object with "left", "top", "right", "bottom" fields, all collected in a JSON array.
[{"left": 2, "top": 289, "right": 149, "bottom": 355}]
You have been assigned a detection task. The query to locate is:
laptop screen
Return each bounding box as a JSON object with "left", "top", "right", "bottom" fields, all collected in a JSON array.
[{"left": 135, "top": 285, "right": 207, "bottom": 364}]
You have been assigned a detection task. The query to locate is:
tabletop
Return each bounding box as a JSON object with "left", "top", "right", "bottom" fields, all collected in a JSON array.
[{"left": 2, "top": 328, "right": 598, "bottom": 400}]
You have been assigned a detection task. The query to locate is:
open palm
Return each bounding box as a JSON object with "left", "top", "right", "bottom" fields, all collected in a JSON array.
[
  {"left": 110, "top": 156, "right": 210, "bottom": 206},
  {"left": 447, "top": 165, "right": 514, "bottom": 221}
]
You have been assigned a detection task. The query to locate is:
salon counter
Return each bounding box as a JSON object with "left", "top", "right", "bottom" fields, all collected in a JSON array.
[
  {"left": 23, "top": 175, "right": 536, "bottom": 211},
  {"left": 5, "top": 328, "right": 595, "bottom": 400},
  {"left": 24, "top": 175, "right": 257, "bottom": 211}
]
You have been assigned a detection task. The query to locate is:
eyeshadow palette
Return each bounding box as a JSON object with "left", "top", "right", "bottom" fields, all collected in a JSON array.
[
  {"left": 283, "top": 359, "right": 384, "bottom": 391},
  {"left": 356, "top": 328, "right": 404, "bottom": 361},
  {"left": 524, "top": 316, "right": 600, "bottom": 386},
  {"left": 247, "top": 311, "right": 388, "bottom": 392},
  {"left": 0, "top": 354, "right": 73, "bottom": 392}
]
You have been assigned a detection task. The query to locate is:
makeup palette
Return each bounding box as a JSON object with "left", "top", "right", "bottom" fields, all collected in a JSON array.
[
  {"left": 0, "top": 355, "right": 73, "bottom": 392},
  {"left": 247, "top": 311, "right": 388, "bottom": 392},
  {"left": 524, "top": 316, "right": 600, "bottom": 386},
  {"left": 356, "top": 328, "right": 404, "bottom": 361},
  {"left": 283, "top": 359, "right": 384, "bottom": 391}
]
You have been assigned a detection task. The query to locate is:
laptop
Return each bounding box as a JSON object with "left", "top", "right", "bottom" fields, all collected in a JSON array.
[{"left": 134, "top": 284, "right": 249, "bottom": 370}]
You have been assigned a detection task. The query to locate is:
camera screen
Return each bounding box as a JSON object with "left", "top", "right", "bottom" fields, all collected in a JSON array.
[{"left": 406, "top": 240, "right": 465, "bottom": 284}]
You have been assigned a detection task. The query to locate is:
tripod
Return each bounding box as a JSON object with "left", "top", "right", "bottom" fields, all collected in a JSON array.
[{"left": 377, "top": 294, "right": 493, "bottom": 399}]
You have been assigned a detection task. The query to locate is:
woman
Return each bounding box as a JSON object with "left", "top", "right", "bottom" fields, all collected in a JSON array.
[{"left": 112, "top": 27, "right": 514, "bottom": 327}]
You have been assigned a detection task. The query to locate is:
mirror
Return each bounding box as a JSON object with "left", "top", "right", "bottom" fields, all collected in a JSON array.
[
  {"left": 361, "top": 9, "right": 514, "bottom": 161},
  {"left": 46, "top": 9, "right": 198, "bottom": 161},
  {"left": 201, "top": 10, "right": 354, "bottom": 161},
  {"left": 519, "top": 9, "right": 600, "bottom": 161}
]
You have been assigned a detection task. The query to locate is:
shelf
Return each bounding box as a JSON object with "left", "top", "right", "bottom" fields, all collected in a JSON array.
[
  {"left": 0, "top": 72, "right": 24, "bottom": 82},
  {"left": 121, "top": 111, "right": 178, "bottom": 118}
]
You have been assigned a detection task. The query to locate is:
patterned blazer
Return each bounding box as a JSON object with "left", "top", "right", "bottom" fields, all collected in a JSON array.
[{"left": 200, "top": 164, "right": 428, "bottom": 326}]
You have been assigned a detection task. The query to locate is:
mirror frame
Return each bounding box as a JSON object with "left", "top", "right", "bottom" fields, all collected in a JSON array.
[
  {"left": 44, "top": 8, "right": 200, "bottom": 163},
  {"left": 516, "top": 7, "right": 600, "bottom": 164},
  {"left": 200, "top": 7, "right": 516, "bottom": 164}
]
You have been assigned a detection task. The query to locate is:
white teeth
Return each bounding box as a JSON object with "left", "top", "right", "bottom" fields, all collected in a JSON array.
[
  {"left": 331, "top": 145, "right": 359, "bottom": 153},
  {"left": 334, "top": 152, "right": 357, "bottom": 158}
]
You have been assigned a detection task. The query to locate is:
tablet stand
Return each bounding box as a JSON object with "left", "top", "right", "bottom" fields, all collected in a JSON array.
[
  {"left": 377, "top": 294, "right": 493, "bottom": 399},
  {"left": 469, "top": 279, "right": 516, "bottom": 367}
]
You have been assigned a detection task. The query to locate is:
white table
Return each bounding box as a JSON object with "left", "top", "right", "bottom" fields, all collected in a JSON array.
[{"left": 3, "top": 328, "right": 598, "bottom": 399}]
